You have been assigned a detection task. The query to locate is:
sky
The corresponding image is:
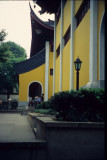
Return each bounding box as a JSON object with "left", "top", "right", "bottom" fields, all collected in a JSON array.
[{"left": 0, "top": 1, "right": 54, "bottom": 58}]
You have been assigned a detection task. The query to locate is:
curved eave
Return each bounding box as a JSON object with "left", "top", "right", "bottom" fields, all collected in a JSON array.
[
  {"left": 30, "top": 3, "right": 54, "bottom": 31},
  {"left": 35, "top": 0, "right": 61, "bottom": 14},
  {"left": 30, "top": 3, "right": 54, "bottom": 57},
  {"left": 15, "top": 48, "right": 45, "bottom": 74},
  {"left": 30, "top": 17, "right": 54, "bottom": 57},
  {"left": 31, "top": 13, "right": 54, "bottom": 31}
]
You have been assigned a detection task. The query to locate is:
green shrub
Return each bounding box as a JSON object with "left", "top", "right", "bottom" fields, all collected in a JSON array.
[
  {"left": 35, "top": 109, "right": 54, "bottom": 114},
  {"left": 36, "top": 88, "right": 105, "bottom": 122},
  {"left": 36, "top": 101, "right": 52, "bottom": 109}
]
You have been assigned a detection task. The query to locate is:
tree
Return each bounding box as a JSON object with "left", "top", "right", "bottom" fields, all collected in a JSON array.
[
  {"left": 0, "top": 29, "right": 7, "bottom": 42},
  {"left": 0, "top": 30, "right": 27, "bottom": 99},
  {"left": 0, "top": 30, "right": 10, "bottom": 62},
  {"left": 5, "top": 41, "right": 27, "bottom": 59},
  {"left": 0, "top": 43, "right": 10, "bottom": 62},
  {"left": 0, "top": 53, "right": 25, "bottom": 98}
]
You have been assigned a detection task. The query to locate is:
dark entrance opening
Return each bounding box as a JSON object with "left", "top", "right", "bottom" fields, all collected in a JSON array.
[{"left": 29, "top": 82, "right": 42, "bottom": 99}]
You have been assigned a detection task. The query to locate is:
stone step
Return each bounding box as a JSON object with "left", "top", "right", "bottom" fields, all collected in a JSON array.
[
  {"left": 0, "top": 141, "right": 46, "bottom": 160},
  {"left": 0, "top": 141, "right": 46, "bottom": 148}
]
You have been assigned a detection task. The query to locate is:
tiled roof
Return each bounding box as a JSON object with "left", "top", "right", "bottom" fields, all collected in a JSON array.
[
  {"left": 15, "top": 48, "right": 45, "bottom": 74},
  {"left": 30, "top": 3, "right": 54, "bottom": 29}
]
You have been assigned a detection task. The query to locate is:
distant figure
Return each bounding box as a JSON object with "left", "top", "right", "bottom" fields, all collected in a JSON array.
[
  {"left": 41, "top": 94, "right": 44, "bottom": 103},
  {"left": 32, "top": 98, "right": 35, "bottom": 106},
  {"left": 29, "top": 97, "right": 32, "bottom": 106},
  {"left": 34, "top": 96, "right": 38, "bottom": 108},
  {"left": 38, "top": 97, "right": 41, "bottom": 104},
  {"left": 8, "top": 98, "right": 11, "bottom": 110},
  {"left": 0, "top": 98, "right": 2, "bottom": 110}
]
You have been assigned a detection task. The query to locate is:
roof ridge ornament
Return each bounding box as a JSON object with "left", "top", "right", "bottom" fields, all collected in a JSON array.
[{"left": 39, "top": 8, "right": 46, "bottom": 15}]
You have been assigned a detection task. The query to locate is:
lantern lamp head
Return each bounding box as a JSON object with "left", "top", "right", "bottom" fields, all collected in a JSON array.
[{"left": 74, "top": 57, "right": 82, "bottom": 71}]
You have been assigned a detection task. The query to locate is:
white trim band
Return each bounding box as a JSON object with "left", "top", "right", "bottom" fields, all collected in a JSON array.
[
  {"left": 59, "top": 0, "right": 64, "bottom": 92},
  {"left": 53, "top": 14, "right": 56, "bottom": 95},
  {"left": 89, "top": 0, "right": 98, "bottom": 82},
  {"left": 45, "top": 41, "right": 49, "bottom": 101},
  {"left": 70, "top": 0, "right": 75, "bottom": 90}
]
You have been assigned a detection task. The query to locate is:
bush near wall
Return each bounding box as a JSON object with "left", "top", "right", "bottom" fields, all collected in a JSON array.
[{"left": 36, "top": 88, "right": 105, "bottom": 122}]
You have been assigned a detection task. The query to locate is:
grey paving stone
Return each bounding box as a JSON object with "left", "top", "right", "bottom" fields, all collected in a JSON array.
[{"left": 0, "top": 113, "right": 36, "bottom": 142}]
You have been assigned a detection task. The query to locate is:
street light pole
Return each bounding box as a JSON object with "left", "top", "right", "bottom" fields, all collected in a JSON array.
[{"left": 76, "top": 70, "right": 79, "bottom": 91}]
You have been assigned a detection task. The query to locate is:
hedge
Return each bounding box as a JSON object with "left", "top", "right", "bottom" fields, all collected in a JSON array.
[{"left": 36, "top": 88, "right": 105, "bottom": 122}]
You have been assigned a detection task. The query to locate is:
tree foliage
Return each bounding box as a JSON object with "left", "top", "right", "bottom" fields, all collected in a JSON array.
[
  {"left": 0, "top": 53, "right": 26, "bottom": 93},
  {"left": 0, "top": 30, "right": 9, "bottom": 62},
  {"left": 0, "top": 43, "right": 10, "bottom": 62},
  {"left": 5, "top": 41, "right": 27, "bottom": 59},
  {"left": 0, "top": 29, "right": 7, "bottom": 42},
  {"left": 0, "top": 29, "right": 27, "bottom": 97}
]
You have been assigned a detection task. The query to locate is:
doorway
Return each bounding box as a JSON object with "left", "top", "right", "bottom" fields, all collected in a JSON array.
[{"left": 28, "top": 82, "right": 42, "bottom": 99}]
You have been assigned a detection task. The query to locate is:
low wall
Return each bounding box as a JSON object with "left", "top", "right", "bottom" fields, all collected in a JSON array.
[
  {"left": 18, "top": 101, "right": 28, "bottom": 108},
  {"left": 28, "top": 114, "right": 104, "bottom": 160},
  {"left": 27, "top": 113, "right": 53, "bottom": 129},
  {"left": 27, "top": 113, "right": 38, "bottom": 129},
  {"left": 0, "top": 94, "right": 18, "bottom": 101}
]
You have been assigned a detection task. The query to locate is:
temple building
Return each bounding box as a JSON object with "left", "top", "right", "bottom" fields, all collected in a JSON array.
[{"left": 15, "top": 0, "right": 105, "bottom": 108}]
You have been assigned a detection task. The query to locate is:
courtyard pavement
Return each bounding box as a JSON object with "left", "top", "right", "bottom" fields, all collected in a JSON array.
[{"left": 0, "top": 113, "right": 36, "bottom": 142}]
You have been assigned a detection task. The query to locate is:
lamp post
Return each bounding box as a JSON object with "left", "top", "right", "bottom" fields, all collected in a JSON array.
[{"left": 74, "top": 57, "right": 82, "bottom": 90}]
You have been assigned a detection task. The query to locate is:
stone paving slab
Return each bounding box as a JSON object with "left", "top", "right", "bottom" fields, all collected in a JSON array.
[{"left": 0, "top": 113, "right": 37, "bottom": 142}]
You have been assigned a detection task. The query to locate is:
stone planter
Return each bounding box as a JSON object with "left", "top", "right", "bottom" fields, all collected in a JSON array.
[
  {"left": 27, "top": 113, "right": 53, "bottom": 129},
  {"left": 27, "top": 113, "right": 104, "bottom": 160}
]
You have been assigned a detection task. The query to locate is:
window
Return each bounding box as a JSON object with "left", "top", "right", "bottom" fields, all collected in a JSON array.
[
  {"left": 50, "top": 41, "right": 53, "bottom": 52},
  {"left": 63, "top": 25, "right": 71, "bottom": 47},
  {"left": 75, "top": 0, "right": 90, "bottom": 27},
  {"left": 50, "top": 69, "right": 53, "bottom": 76},
  {"left": 56, "top": 45, "right": 60, "bottom": 58},
  {"left": 50, "top": 43, "right": 53, "bottom": 52}
]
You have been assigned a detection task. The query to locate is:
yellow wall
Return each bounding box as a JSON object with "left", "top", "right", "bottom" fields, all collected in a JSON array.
[
  {"left": 97, "top": 0, "right": 105, "bottom": 80},
  {"left": 63, "top": 0, "right": 71, "bottom": 36},
  {"left": 54, "top": 0, "right": 105, "bottom": 93},
  {"left": 18, "top": 1, "right": 105, "bottom": 103},
  {"left": 55, "top": 55, "right": 60, "bottom": 93},
  {"left": 62, "top": 40, "right": 70, "bottom": 91},
  {"left": 48, "top": 51, "right": 53, "bottom": 99},
  {"left": 19, "top": 64, "right": 45, "bottom": 101},
  {"left": 74, "top": 10, "right": 90, "bottom": 89},
  {"left": 74, "top": 0, "right": 83, "bottom": 15},
  {"left": 56, "top": 18, "right": 61, "bottom": 49}
]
